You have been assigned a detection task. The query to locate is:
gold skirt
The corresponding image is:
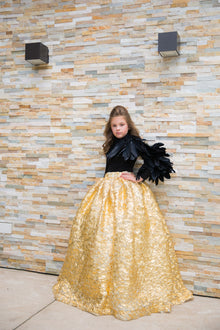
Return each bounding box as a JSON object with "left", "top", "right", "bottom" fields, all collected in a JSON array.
[{"left": 53, "top": 172, "right": 193, "bottom": 320}]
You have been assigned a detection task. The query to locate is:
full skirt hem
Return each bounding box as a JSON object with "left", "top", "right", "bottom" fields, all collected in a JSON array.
[{"left": 53, "top": 172, "right": 193, "bottom": 321}]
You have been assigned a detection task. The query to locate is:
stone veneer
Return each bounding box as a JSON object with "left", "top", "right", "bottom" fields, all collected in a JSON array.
[{"left": 0, "top": 0, "right": 219, "bottom": 298}]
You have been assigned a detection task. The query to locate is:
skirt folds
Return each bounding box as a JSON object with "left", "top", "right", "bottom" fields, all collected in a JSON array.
[{"left": 53, "top": 172, "right": 192, "bottom": 320}]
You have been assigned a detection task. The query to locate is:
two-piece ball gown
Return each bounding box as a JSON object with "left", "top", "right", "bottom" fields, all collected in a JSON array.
[{"left": 53, "top": 133, "right": 193, "bottom": 320}]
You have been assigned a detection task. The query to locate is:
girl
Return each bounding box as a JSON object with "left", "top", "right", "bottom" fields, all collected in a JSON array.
[{"left": 53, "top": 105, "right": 193, "bottom": 320}]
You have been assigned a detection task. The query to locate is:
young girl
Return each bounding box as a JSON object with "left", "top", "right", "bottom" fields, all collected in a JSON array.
[{"left": 53, "top": 105, "right": 193, "bottom": 320}]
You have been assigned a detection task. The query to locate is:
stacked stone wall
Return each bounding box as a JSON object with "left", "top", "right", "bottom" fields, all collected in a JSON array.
[{"left": 0, "top": 0, "right": 219, "bottom": 297}]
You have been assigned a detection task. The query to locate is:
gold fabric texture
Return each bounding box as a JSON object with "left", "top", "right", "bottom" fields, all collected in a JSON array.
[{"left": 53, "top": 172, "right": 193, "bottom": 320}]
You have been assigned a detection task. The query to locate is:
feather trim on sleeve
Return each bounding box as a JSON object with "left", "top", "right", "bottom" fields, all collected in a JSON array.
[
  {"left": 134, "top": 137, "right": 175, "bottom": 185},
  {"left": 106, "top": 134, "right": 175, "bottom": 185}
]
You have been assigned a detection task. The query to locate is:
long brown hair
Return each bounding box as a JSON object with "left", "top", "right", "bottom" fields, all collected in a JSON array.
[{"left": 103, "top": 105, "right": 140, "bottom": 153}]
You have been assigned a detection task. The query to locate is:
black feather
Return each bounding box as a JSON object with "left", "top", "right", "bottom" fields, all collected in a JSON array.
[
  {"left": 107, "top": 134, "right": 175, "bottom": 185},
  {"left": 135, "top": 139, "right": 175, "bottom": 185}
]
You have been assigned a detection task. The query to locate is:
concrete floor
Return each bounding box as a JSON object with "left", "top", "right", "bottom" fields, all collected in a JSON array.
[{"left": 0, "top": 268, "right": 219, "bottom": 330}]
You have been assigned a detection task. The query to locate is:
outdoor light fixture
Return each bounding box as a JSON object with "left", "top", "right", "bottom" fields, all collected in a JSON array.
[
  {"left": 158, "top": 31, "right": 180, "bottom": 57},
  {"left": 25, "top": 42, "right": 49, "bottom": 65}
]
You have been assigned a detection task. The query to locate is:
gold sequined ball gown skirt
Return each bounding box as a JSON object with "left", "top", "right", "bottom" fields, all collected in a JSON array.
[{"left": 53, "top": 172, "right": 193, "bottom": 320}]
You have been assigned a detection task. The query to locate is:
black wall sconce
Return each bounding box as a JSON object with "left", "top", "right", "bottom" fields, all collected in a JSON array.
[
  {"left": 25, "top": 42, "right": 49, "bottom": 65},
  {"left": 158, "top": 31, "right": 180, "bottom": 57}
]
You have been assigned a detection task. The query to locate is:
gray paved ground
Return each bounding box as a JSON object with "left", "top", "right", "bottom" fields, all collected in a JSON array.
[{"left": 0, "top": 267, "right": 219, "bottom": 330}]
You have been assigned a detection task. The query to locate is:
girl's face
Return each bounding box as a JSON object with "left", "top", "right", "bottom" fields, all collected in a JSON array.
[{"left": 111, "top": 116, "right": 129, "bottom": 139}]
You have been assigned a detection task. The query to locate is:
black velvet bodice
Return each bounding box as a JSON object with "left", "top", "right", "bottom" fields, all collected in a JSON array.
[
  {"left": 104, "top": 133, "right": 175, "bottom": 185},
  {"left": 105, "top": 153, "right": 137, "bottom": 174},
  {"left": 104, "top": 133, "right": 144, "bottom": 178}
]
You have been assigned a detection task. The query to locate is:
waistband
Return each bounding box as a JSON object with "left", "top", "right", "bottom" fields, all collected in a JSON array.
[{"left": 104, "top": 171, "right": 133, "bottom": 179}]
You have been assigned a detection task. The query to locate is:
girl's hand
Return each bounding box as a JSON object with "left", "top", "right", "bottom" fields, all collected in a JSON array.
[{"left": 120, "top": 172, "right": 143, "bottom": 183}]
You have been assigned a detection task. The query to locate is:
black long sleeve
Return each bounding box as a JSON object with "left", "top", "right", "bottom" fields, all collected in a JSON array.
[
  {"left": 105, "top": 134, "right": 175, "bottom": 185},
  {"left": 135, "top": 141, "right": 175, "bottom": 185}
]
